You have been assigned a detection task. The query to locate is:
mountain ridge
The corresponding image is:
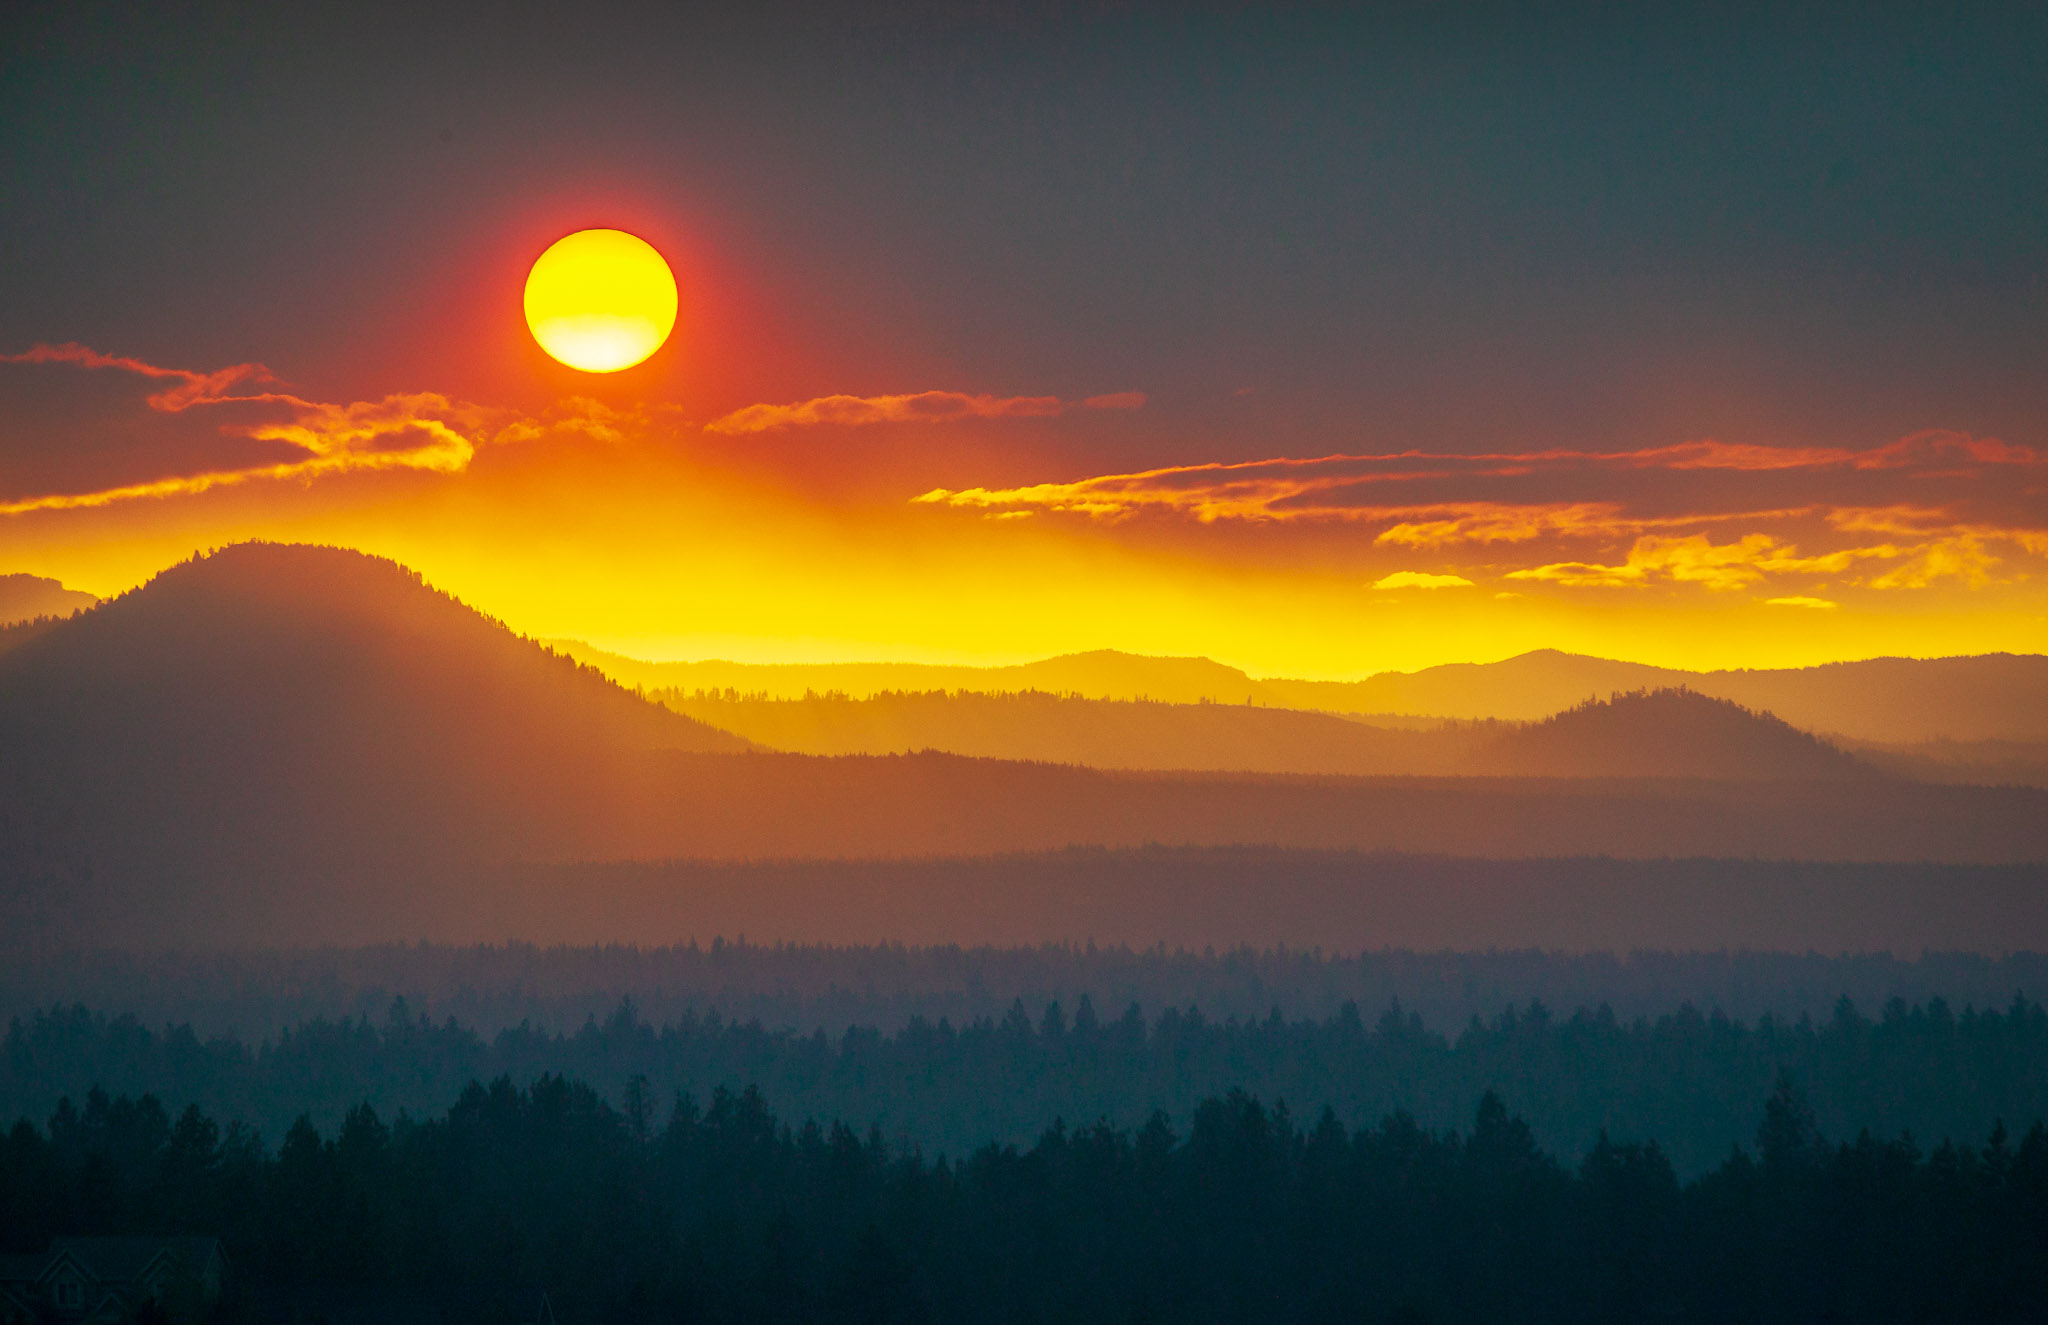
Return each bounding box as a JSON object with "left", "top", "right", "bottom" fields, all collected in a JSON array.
[
  {"left": 4, "top": 542, "right": 2043, "bottom": 950},
  {"left": 657, "top": 686, "right": 1883, "bottom": 781},
  {"left": 561, "top": 641, "right": 2048, "bottom": 742}
]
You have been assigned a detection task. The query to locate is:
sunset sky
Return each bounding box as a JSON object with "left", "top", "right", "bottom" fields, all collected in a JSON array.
[{"left": 4, "top": 2, "right": 2045, "bottom": 675}]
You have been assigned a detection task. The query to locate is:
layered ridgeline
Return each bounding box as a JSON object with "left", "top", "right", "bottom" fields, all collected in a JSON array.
[
  {"left": 659, "top": 687, "right": 1880, "bottom": 780},
  {"left": 3, "top": 543, "right": 2046, "bottom": 948},
  {"left": 562, "top": 639, "right": 2048, "bottom": 743}
]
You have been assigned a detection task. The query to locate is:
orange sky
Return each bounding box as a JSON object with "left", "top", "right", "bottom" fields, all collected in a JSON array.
[
  {"left": 7, "top": 8, "right": 2048, "bottom": 678},
  {"left": 2, "top": 328, "right": 2044, "bottom": 677}
]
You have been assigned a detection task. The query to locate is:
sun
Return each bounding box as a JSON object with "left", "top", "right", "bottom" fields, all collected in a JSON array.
[{"left": 523, "top": 229, "right": 678, "bottom": 373}]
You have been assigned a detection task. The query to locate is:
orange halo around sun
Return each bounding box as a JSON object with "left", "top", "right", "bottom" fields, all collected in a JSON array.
[{"left": 523, "top": 229, "right": 678, "bottom": 373}]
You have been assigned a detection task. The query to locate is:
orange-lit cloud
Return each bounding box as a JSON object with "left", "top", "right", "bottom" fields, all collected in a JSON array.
[
  {"left": 705, "top": 388, "right": 1145, "bottom": 435},
  {"left": 1365, "top": 503, "right": 1786, "bottom": 547},
  {"left": 0, "top": 343, "right": 510, "bottom": 516},
  {"left": 1372, "top": 571, "right": 1475, "bottom": 589},
  {"left": 0, "top": 342, "right": 304, "bottom": 413},
  {"left": 915, "top": 434, "right": 2046, "bottom": 524},
  {"left": 1867, "top": 536, "right": 2001, "bottom": 591},
  {"left": 1503, "top": 534, "right": 1911, "bottom": 591},
  {"left": 490, "top": 396, "right": 667, "bottom": 447},
  {"left": 1498, "top": 531, "right": 2005, "bottom": 595},
  {"left": 5, "top": 336, "right": 2044, "bottom": 677},
  {"left": 915, "top": 432, "right": 2048, "bottom": 599}
]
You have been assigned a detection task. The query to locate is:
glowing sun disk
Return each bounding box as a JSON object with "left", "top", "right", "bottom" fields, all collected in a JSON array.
[{"left": 524, "top": 229, "right": 678, "bottom": 373}]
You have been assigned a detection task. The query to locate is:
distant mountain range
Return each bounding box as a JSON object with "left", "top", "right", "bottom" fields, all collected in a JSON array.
[
  {"left": 558, "top": 644, "right": 1272, "bottom": 710},
  {"left": 1303, "top": 650, "right": 2048, "bottom": 744},
  {"left": 562, "top": 641, "right": 2048, "bottom": 743},
  {"left": 661, "top": 687, "right": 1881, "bottom": 781},
  {"left": 659, "top": 689, "right": 1476, "bottom": 775},
  {"left": 0, "top": 573, "right": 95, "bottom": 626},
  {"left": 3, "top": 543, "right": 2044, "bottom": 948}
]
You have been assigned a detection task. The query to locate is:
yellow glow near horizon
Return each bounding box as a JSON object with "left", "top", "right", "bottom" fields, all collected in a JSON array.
[
  {"left": 24, "top": 478, "right": 2045, "bottom": 681},
  {"left": 7, "top": 335, "right": 2044, "bottom": 678},
  {"left": 523, "top": 229, "right": 678, "bottom": 373}
]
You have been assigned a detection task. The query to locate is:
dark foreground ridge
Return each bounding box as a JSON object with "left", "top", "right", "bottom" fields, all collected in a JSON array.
[{"left": 6, "top": 1072, "right": 2044, "bottom": 1324}]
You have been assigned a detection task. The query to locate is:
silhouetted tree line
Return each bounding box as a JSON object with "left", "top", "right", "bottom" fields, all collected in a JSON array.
[
  {"left": 2, "top": 1071, "right": 2044, "bottom": 1324},
  {"left": 8, "top": 993, "right": 2046, "bottom": 1176},
  {"left": 0, "top": 614, "right": 69, "bottom": 654},
  {"left": 11, "top": 941, "right": 2045, "bottom": 1045}
]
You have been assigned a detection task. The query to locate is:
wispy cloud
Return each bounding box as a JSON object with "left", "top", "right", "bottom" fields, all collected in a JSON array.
[
  {"left": 914, "top": 432, "right": 2048, "bottom": 596},
  {"left": 1503, "top": 534, "right": 1910, "bottom": 592},
  {"left": 914, "top": 433, "right": 2045, "bottom": 524},
  {"left": 705, "top": 388, "right": 1145, "bottom": 435},
  {"left": 1867, "top": 536, "right": 2000, "bottom": 590},
  {"left": 1495, "top": 532, "right": 1999, "bottom": 593},
  {"left": 0, "top": 341, "right": 306, "bottom": 413},
  {"left": 0, "top": 343, "right": 487, "bottom": 516}
]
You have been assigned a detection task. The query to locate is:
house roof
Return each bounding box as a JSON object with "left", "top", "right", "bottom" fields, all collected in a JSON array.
[
  {"left": 45, "top": 1238, "right": 223, "bottom": 1285},
  {"left": 0, "top": 1259, "right": 40, "bottom": 1287}
]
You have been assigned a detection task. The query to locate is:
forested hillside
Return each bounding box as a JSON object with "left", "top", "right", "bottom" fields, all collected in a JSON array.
[
  {"left": 1476, "top": 689, "right": 1874, "bottom": 779},
  {"left": 9, "top": 992, "right": 2046, "bottom": 1177}
]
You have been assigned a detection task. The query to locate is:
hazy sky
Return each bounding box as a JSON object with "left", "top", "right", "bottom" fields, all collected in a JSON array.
[{"left": 3, "top": 1, "right": 2045, "bottom": 673}]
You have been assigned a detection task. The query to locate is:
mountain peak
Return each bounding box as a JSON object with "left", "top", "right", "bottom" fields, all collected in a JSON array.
[{"left": 0, "top": 540, "right": 749, "bottom": 755}]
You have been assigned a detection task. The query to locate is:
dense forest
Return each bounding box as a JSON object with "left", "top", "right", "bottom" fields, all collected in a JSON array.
[
  {"left": 4, "top": 1071, "right": 2043, "bottom": 1324},
  {"left": 10, "top": 991, "right": 2046, "bottom": 1177}
]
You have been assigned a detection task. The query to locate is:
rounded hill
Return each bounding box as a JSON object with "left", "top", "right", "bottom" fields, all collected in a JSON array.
[
  {"left": 0, "top": 541, "right": 747, "bottom": 760},
  {"left": 1474, "top": 688, "right": 1878, "bottom": 780}
]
